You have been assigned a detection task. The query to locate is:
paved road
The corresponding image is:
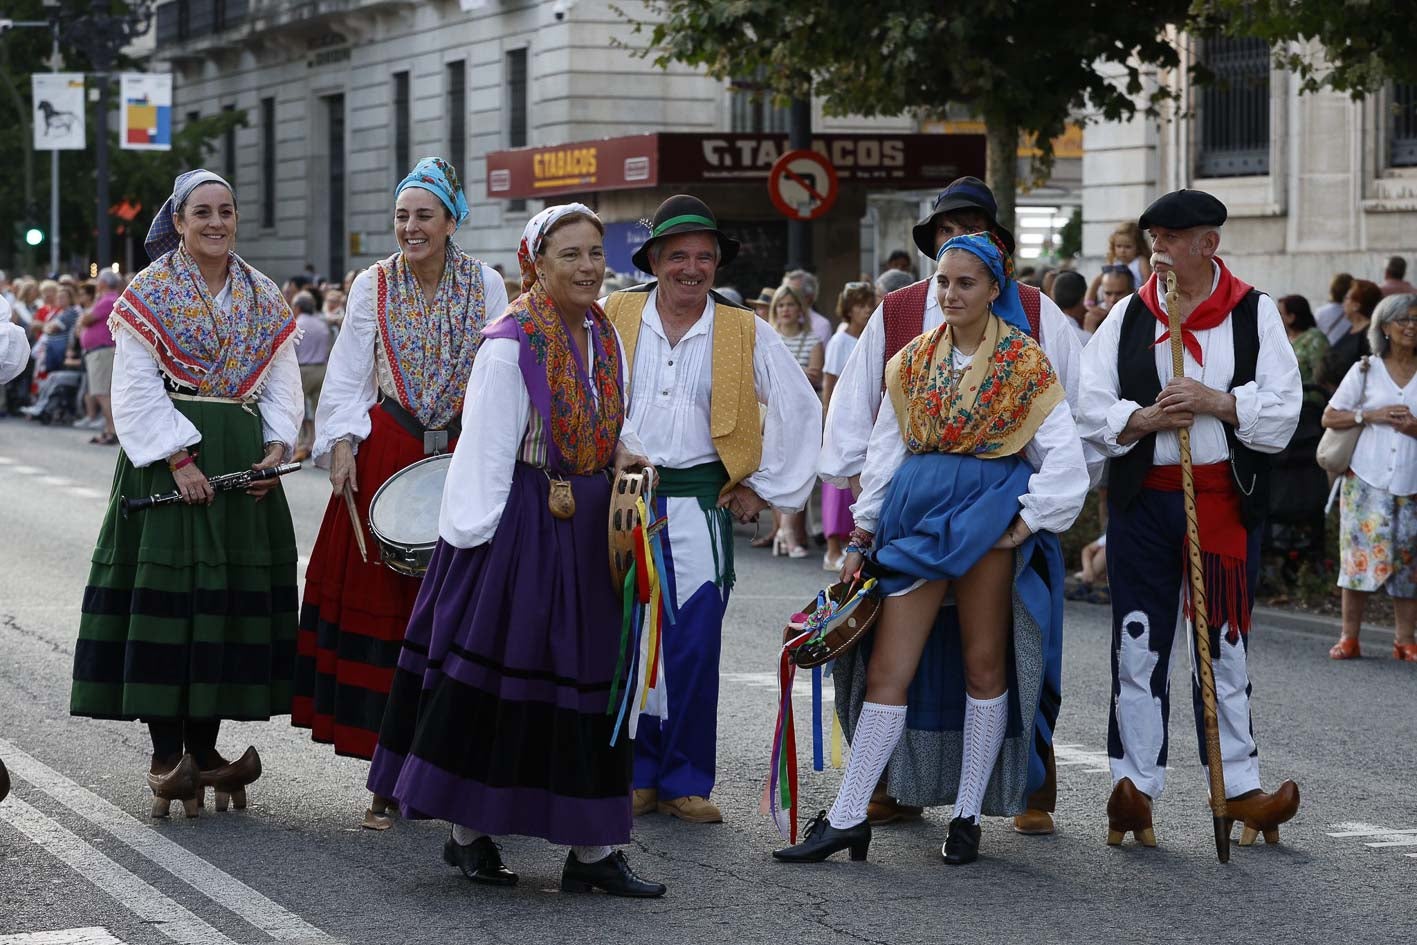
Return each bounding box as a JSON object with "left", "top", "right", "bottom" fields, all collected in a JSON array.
[{"left": 1, "top": 419, "right": 1413, "bottom": 945}]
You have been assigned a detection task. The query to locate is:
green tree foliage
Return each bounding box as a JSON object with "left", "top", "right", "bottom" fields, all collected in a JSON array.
[
  {"left": 625, "top": 0, "right": 1193, "bottom": 232},
  {"left": 0, "top": 0, "right": 243, "bottom": 273},
  {"left": 1196, "top": 0, "right": 1417, "bottom": 93}
]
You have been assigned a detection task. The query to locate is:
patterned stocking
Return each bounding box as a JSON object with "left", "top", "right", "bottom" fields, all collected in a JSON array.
[
  {"left": 954, "top": 692, "right": 1008, "bottom": 822},
  {"left": 828, "top": 702, "right": 908, "bottom": 829}
]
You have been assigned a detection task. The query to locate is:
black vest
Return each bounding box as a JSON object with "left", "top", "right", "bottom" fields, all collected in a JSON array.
[{"left": 1108, "top": 289, "right": 1269, "bottom": 527}]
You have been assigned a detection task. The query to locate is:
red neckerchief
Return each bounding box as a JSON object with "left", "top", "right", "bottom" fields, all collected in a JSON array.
[{"left": 1138, "top": 256, "right": 1253, "bottom": 366}]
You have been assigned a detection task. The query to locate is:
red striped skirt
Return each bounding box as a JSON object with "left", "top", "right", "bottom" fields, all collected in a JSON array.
[{"left": 291, "top": 405, "right": 446, "bottom": 759}]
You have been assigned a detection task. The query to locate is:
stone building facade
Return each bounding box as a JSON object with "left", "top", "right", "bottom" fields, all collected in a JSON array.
[
  {"left": 151, "top": 0, "right": 920, "bottom": 289},
  {"left": 1082, "top": 37, "right": 1417, "bottom": 302}
]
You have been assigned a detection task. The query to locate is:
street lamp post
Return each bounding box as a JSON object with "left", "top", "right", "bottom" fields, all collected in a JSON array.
[{"left": 60, "top": 0, "right": 154, "bottom": 271}]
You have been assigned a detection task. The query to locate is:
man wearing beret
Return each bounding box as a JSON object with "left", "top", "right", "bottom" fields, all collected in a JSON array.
[
  {"left": 1077, "top": 189, "right": 1303, "bottom": 848},
  {"left": 603, "top": 195, "right": 821, "bottom": 824},
  {"left": 819, "top": 176, "right": 1091, "bottom": 836}
]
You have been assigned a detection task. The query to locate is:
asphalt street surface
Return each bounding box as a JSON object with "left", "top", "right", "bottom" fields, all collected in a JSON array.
[{"left": 1, "top": 418, "right": 1413, "bottom": 945}]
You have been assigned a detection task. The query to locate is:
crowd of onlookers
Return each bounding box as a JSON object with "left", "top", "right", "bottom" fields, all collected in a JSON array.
[{"left": 6, "top": 247, "right": 1414, "bottom": 656}]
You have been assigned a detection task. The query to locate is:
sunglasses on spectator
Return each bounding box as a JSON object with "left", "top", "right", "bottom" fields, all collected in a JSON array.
[{"left": 1390, "top": 316, "right": 1417, "bottom": 326}]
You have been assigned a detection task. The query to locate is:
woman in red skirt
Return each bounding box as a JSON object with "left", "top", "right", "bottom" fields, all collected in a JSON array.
[{"left": 293, "top": 157, "right": 508, "bottom": 825}]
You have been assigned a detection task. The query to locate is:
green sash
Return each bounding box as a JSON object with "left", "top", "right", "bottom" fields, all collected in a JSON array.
[{"left": 656, "top": 461, "right": 734, "bottom": 591}]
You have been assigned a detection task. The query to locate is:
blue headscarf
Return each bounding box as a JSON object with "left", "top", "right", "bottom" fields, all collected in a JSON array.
[
  {"left": 396, "top": 157, "right": 470, "bottom": 229},
  {"left": 936, "top": 232, "right": 1029, "bottom": 335},
  {"left": 144, "top": 169, "right": 235, "bottom": 260}
]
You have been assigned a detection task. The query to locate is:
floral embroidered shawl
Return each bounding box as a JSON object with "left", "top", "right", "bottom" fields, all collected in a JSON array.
[
  {"left": 111, "top": 246, "right": 296, "bottom": 398},
  {"left": 885, "top": 312, "right": 1062, "bottom": 459},
  {"left": 374, "top": 242, "right": 489, "bottom": 430},
  {"left": 481, "top": 284, "right": 624, "bottom": 476}
]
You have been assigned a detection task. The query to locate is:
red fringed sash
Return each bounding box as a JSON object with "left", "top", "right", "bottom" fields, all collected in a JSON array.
[{"left": 1143, "top": 462, "right": 1251, "bottom": 641}]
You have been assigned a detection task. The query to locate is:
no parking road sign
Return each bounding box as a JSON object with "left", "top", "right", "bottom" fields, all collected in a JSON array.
[{"left": 768, "top": 149, "right": 839, "bottom": 221}]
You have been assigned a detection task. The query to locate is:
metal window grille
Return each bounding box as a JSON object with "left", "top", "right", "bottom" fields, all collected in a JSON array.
[
  {"left": 392, "top": 71, "right": 410, "bottom": 182},
  {"left": 1195, "top": 37, "right": 1271, "bottom": 178},
  {"left": 156, "top": 2, "right": 179, "bottom": 45},
  {"left": 327, "top": 94, "right": 346, "bottom": 280},
  {"left": 507, "top": 48, "right": 528, "bottom": 148},
  {"left": 730, "top": 72, "right": 789, "bottom": 133},
  {"left": 1392, "top": 83, "right": 1417, "bottom": 168},
  {"left": 260, "top": 97, "right": 275, "bottom": 229},
  {"left": 447, "top": 60, "right": 466, "bottom": 177},
  {"left": 222, "top": 103, "right": 236, "bottom": 182}
]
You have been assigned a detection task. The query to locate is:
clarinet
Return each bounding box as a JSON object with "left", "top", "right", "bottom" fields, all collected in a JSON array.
[{"left": 120, "top": 462, "right": 302, "bottom": 517}]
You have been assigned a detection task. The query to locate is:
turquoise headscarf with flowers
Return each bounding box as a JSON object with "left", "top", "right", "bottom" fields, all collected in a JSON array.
[
  {"left": 396, "top": 157, "right": 470, "bottom": 229},
  {"left": 936, "top": 232, "right": 1030, "bottom": 336}
]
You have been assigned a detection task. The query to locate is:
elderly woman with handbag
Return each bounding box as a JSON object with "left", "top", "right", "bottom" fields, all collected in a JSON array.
[{"left": 1321, "top": 293, "right": 1417, "bottom": 661}]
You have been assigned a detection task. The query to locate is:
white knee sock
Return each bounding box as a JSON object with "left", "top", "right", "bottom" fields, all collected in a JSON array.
[
  {"left": 451, "top": 824, "right": 486, "bottom": 846},
  {"left": 571, "top": 845, "right": 613, "bottom": 863},
  {"left": 954, "top": 691, "right": 1008, "bottom": 822},
  {"left": 828, "top": 702, "right": 908, "bottom": 829}
]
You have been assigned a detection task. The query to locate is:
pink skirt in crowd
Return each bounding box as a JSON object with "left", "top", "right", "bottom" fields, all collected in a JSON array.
[{"left": 821, "top": 482, "right": 855, "bottom": 539}]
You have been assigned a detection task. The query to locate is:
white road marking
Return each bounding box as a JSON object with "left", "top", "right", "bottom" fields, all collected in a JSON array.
[
  {"left": 11, "top": 465, "right": 43, "bottom": 475},
  {"left": 69, "top": 487, "right": 107, "bottom": 501},
  {"left": 721, "top": 670, "right": 835, "bottom": 702},
  {"left": 40, "top": 476, "right": 75, "bottom": 487},
  {"left": 0, "top": 798, "right": 238, "bottom": 945},
  {"left": 0, "top": 738, "right": 334, "bottom": 944},
  {"left": 0, "top": 930, "right": 126, "bottom": 945},
  {"left": 0, "top": 455, "right": 14, "bottom": 464},
  {"left": 1052, "top": 743, "right": 1113, "bottom": 774},
  {"left": 1327, "top": 825, "right": 1417, "bottom": 838}
]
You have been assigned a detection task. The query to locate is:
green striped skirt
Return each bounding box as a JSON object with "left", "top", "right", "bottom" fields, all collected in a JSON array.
[{"left": 70, "top": 398, "right": 299, "bottom": 721}]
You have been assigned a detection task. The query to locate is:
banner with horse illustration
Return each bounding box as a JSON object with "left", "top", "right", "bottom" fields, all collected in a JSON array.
[{"left": 32, "top": 73, "right": 86, "bottom": 151}]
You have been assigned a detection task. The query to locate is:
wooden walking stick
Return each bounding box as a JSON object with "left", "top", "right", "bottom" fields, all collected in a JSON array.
[{"left": 1164, "top": 269, "right": 1230, "bottom": 864}]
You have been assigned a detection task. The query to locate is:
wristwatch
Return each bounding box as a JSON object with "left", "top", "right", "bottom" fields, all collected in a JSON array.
[{"left": 1354, "top": 409, "right": 1365, "bottom": 426}]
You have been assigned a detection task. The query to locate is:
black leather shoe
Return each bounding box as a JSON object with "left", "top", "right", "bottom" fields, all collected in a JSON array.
[
  {"left": 942, "top": 815, "right": 981, "bottom": 865},
  {"left": 442, "top": 835, "right": 518, "bottom": 886},
  {"left": 772, "top": 810, "right": 871, "bottom": 863},
  {"left": 560, "top": 850, "right": 666, "bottom": 898},
  {"left": 0, "top": 757, "right": 9, "bottom": 804}
]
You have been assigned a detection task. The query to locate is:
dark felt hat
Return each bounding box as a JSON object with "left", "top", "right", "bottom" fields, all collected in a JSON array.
[
  {"left": 911, "top": 176, "right": 1017, "bottom": 258},
  {"left": 1138, "top": 189, "right": 1228, "bottom": 232},
  {"left": 632, "top": 194, "right": 740, "bottom": 273}
]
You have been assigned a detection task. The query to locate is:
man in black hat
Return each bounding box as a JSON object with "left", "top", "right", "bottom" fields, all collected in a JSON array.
[
  {"left": 819, "top": 175, "right": 1091, "bottom": 836},
  {"left": 1077, "top": 189, "right": 1302, "bottom": 849},
  {"left": 603, "top": 195, "right": 822, "bottom": 825}
]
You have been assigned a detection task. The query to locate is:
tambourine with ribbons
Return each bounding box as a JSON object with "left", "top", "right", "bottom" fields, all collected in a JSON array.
[
  {"left": 763, "top": 576, "right": 880, "bottom": 844},
  {"left": 605, "top": 468, "right": 675, "bottom": 747}
]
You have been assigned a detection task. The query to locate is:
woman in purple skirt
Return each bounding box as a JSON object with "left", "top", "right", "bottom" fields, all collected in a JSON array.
[{"left": 367, "top": 204, "right": 664, "bottom": 897}]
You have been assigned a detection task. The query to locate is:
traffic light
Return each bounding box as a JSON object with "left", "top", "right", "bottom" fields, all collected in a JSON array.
[{"left": 25, "top": 226, "right": 44, "bottom": 247}]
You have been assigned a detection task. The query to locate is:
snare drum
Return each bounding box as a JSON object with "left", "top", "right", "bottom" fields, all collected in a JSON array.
[{"left": 367, "top": 454, "right": 452, "bottom": 577}]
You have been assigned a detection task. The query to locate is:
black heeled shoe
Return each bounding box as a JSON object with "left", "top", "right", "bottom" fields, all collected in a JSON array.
[
  {"left": 942, "top": 815, "right": 981, "bottom": 865},
  {"left": 560, "top": 850, "right": 666, "bottom": 898},
  {"left": 772, "top": 810, "right": 871, "bottom": 863},
  {"left": 442, "top": 835, "right": 518, "bottom": 886}
]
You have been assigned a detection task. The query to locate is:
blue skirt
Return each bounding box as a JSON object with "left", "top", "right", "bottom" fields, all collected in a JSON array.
[{"left": 836, "top": 451, "right": 1064, "bottom": 813}]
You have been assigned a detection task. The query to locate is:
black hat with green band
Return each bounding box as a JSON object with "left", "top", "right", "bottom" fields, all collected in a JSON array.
[{"left": 631, "top": 194, "right": 740, "bottom": 273}]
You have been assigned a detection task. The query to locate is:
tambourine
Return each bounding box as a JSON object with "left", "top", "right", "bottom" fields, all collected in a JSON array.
[
  {"left": 609, "top": 470, "right": 648, "bottom": 591},
  {"left": 785, "top": 580, "right": 881, "bottom": 669}
]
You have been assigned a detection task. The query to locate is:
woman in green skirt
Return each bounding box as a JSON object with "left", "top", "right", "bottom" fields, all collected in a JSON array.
[{"left": 71, "top": 169, "right": 303, "bottom": 818}]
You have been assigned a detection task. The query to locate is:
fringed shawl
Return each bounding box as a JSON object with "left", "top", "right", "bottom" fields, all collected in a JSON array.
[
  {"left": 886, "top": 313, "right": 1062, "bottom": 459},
  {"left": 111, "top": 246, "right": 296, "bottom": 398}
]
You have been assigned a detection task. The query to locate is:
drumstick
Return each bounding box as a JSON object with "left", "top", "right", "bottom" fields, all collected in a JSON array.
[{"left": 343, "top": 483, "right": 370, "bottom": 564}]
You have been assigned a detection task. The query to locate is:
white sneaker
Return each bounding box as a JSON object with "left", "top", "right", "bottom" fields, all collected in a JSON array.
[{"left": 75, "top": 416, "right": 103, "bottom": 430}]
